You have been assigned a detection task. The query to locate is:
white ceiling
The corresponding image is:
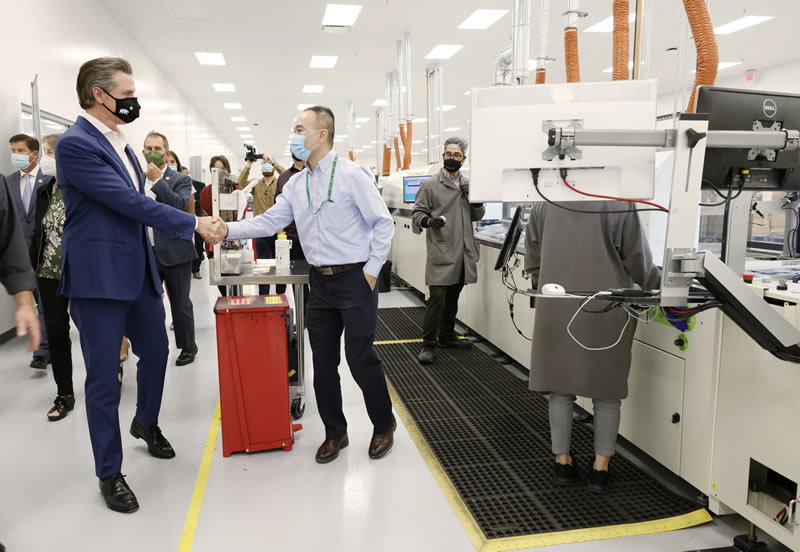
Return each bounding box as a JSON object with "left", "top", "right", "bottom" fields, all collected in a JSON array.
[{"left": 99, "top": 0, "right": 799, "bottom": 168}]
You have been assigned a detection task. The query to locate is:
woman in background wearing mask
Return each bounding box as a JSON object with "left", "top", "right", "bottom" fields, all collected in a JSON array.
[{"left": 30, "top": 134, "right": 76, "bottom": 420}]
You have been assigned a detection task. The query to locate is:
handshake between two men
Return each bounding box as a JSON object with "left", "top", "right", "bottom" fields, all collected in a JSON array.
[{"left": 196, "top": 216, "right": 229, "bottom": 245}]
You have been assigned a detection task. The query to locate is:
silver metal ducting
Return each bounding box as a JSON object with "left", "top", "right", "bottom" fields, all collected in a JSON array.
[
  {"left": 494, "top": 46, "right": 513, "bottom": 85},
  {"left": 512, "top": 0, "right": 532, "bottom": 84}
]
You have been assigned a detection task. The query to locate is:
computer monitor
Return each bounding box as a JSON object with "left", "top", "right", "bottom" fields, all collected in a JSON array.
[
  {"left": 494, "top": 205, "right": 524, "bottom": 271},
  {"left": 696, "top": 86, "right": 800, "bottom": 191},
  {"left": 403, "top": 175, "right": 426, "bottom": 203},
  {"left": 469, "top": 80, "right": 657, "bottom": 203}
]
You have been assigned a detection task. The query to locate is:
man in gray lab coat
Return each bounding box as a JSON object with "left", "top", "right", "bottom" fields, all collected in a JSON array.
[
  {"left": 524, "top": 201, "right": 660, "bottom": 492},
  {"left": 412, "top": 137, "right": 485, "bottom": 364}
]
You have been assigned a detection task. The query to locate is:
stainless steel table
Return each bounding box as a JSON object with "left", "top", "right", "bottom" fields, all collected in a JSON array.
[{"left": 210, "top": 259, "right": 310, "bottom": 419}]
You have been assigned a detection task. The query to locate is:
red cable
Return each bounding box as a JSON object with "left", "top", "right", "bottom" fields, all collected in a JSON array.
[{"left": 562, "top": 178, "right": 669, "bottom": 212}]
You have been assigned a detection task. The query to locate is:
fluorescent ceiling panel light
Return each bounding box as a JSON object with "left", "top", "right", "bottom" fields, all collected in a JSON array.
[
  {"left": 444, "top": 127, "right": 461, "bottom": 132},
  {"left": 355, "top": 117, "right": 370, "bottom": 123},
  {"left": 195, "top": 52, "right": 226, "bottom": 65},
  {"left": 243, "top": 140, "right": 255, "bottom": 144},
  {"left": 355, "top": 124, "right": 363, "bottom": 129},
  {"left": 464, "top": 90, "right": 472, "bottom": 96},
  {"left": 425, "top": 45, "right": 464, "bottom": 60},
  {"left": 714, "top": 16, "right": 773, "bottom": 35},
  {"left": 412, "top": 140, "right": 423, "bottom": 144},
  {"left": 297, "top": 103, "right": 315, "bottom": 111},
  {"left": 413, "top": 117, "right": 427, "bottom": 123},
  {"left": 212, "top": 82, "right": 235, "bottom": 92},
  {"left": 442, "top": 105, "right": 456, "bottom": 112},
  {"left": 302, "top": 84, "right": 325, "bottom": 94},
  {"left": 230, "top": 116, "right": 247, "bottom": 122},
  {"left": 310, "top": 56, "right": 338, "bottom": 68},
  {"left": 458, "top": 9, "right": 509, "bottom": 30},
  {"left": 372, "top": 99, "right": 387, "bottom": 106},
  {"left": 240, "top": 134, "right": 253, "bottom": 138},
  {"left": 235, "top": 126, "right": 251, "bottom": 131},
  {"left": 223, "top": 103, "right": 242, "bottom": 110},
  {"left": 584, "top": 13, "right": 635, "bottom": 33},
  {"left": 601, "top": 60, "right": 633, "bottom": 73},
  {"left": 691, "top": 61, "right": 742, "bottom": 73},
  {"left": 322, "top": 4, "right": 363, "bottom": 26}
]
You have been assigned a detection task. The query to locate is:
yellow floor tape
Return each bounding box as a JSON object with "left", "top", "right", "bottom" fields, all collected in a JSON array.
[
  {"left": 387, "top": 381, "right": 712, "bottom": 551},
  {"left": 178, "top": 398, "right": 222, "bottom": 552}
]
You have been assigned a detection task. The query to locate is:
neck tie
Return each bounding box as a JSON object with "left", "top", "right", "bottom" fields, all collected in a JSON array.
[{"left": 22, "top": 174, "right": 32, "bottom": 213}]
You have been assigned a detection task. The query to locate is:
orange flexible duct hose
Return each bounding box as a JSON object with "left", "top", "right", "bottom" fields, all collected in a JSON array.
[
  {"left": 349, "top": 151, "right": 355, "bottom": 161},
  {"left": 399, "top": 123, "right": 407, "bottom": 150},
  {"left": 404, "top": 121, "right": 412, "bottom": 169},
  {"left": 564, "top": 26, "right": 580, "bottom": 82},
  {"left": 684, "top": 0, "right": 718, "bottom": 112},
  {"left": 382, "top": 145, "right": 391, "bottom": 176},
  {"left": 394, "top": 136, "right": 401, "bottom": 170},
  {"left": 612, "top": 0, "right": 629, "bottom": 80},
  {"left": 535, "top": 68, "right": 546, "bottom": 84}
]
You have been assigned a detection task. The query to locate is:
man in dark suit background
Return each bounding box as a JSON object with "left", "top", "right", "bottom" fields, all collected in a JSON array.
[
  {"left": 142, "top": 131, "right": 198, "bottom": 365},
  {"left": 56, "top": 57, "right": 219, "bottom": 513},
  {"left": 6, "top": 133, "right": 51, "bottom": 369}
]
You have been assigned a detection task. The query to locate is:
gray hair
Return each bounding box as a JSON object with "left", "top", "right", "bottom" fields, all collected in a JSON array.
[
  {"left": 76, "top": 57, "right": 133, "bottom": 110},
  {"left": 444, "top": 136, "right": 468, "bottom": 155}
]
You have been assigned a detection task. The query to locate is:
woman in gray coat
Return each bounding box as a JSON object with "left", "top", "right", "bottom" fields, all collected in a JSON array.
[{"left": 524, "top": 201, "right": 660, "bottom": 492}]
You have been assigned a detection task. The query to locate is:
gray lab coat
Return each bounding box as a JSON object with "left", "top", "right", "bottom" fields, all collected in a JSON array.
[
  {"left": 524, "top": 202, "right": 661, "bottom": 400},
  {"left": 412, "top": 170, "right": 486, "bottom": 286}
]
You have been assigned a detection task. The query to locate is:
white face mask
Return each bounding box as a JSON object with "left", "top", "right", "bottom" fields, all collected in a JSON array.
[{"left": 39, "top": 154, "right": 57, "bottom": 177}]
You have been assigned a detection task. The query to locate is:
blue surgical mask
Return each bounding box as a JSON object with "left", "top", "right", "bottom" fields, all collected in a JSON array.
[
  {"left": 11, "top": 153, "right": 31, "bottom": 170},
  {"left": 261, "top": 162, "right": 274, "bottom": 173},
  {"left": 290, "top": 131, "right": 321, "bottom": 162}
]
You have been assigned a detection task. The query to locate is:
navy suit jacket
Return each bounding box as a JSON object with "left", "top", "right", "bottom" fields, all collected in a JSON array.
[
  {"left": 4, "top": 168, "right": 52, "bottom": 246},
  {"left": 149, "top": 167, "right": 198, "bottom": 267},
  {"left": 56, "top": 116, "right": 195, "bottom": 300}
]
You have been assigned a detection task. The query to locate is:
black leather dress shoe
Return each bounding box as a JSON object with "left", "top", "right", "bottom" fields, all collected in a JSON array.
[
  {"left": 99, "top": 473, "right": 139, "bottom": 513},
  {"left": 130, "top": 418, "right": 176, "bottom": 459},
  {"left": 29, "top": 355, "right": 49, "bottom": 370},
  {"left": 176, "top": 343, "right": 198, "bottom": 366},
  {"left": 368, "top": 415, "right": 397, "bottom": 459},
  {"left": 315, "top": 434, "right": 349, "bottom": 464}
]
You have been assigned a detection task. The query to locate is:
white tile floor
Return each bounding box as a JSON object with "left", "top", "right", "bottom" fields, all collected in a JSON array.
[{"left": 0, "top": 268, "right": 789, "bottom": 551}]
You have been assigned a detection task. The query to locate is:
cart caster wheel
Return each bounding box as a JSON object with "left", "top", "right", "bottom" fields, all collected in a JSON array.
[{"left": 291, "top": 397, "right": 305, "bottom": 420}]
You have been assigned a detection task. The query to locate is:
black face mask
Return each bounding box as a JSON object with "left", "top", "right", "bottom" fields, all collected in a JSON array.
[
  {"left": 101, "top": 88, "right": 141, "bottom": 124},
  {"left": 443, "top": 158, "right": 462, "bottom": 173}
]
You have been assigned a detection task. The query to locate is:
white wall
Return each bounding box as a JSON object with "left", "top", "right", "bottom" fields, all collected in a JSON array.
[{"left": 0, "top": 0, "right": 238, "bottom": 334}]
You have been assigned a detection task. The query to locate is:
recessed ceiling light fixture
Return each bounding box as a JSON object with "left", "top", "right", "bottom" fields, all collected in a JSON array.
[
  {"left": 372, "top": 99, "right": 387, "bottom": 107},
  {"left": 310, "top": 56, "right": 338, "bottom": 68},
  {"left": 212, "top": 82, "right": 235, "bottom": 92},
  {"left": 297, "top": 103, "right": 315, "bottom": 111},
  {"left": 231, "top": 116, "right": 247, "bottom": 122},
  {"left": 195, "top": 52, "right": 226, "bottom": 65},
  {"left": 322, "top": 4, "right": 362, "bottom": 26},
  {"left": 240, "top": 134, "right": 253, "bottom": 138},
  {"left": 444, "top": 127, "right": 461, "bottom": 132},
  {"left": 355, "top": 117, "right": 370, "bottom": 123},
  {"left": 223, "top": 103, "right": 242, "bottom": 110},
  {"left": 413, "top": 117, "right": 427, "bottom": 123},
  {"left": 442, "top": 105, "right": 456, "bottom": 112},
  {"left": 302, "top": 84, "right": 325, "bottom": 94},
  {"left": 236, "top": 126, "right": 251, "bottom": 131},
  {"left": 458, "top": 9, "right": 509, "bottom": 30},
  {"left": 425, "top": 45, "right": 464, "bottom": 60},
  {"left": 714, "top": 16, "right": 773, "bottom": 35},
  {"left": 464, "top": 90, "right": 472, "bottom": 96},
  {"left": 584, "top": 13, "right": 635, "bottom": 33}
]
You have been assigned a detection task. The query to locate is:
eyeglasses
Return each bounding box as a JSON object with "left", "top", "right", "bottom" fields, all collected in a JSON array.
[{"left": 443, "top": 152, "right": 464, "bottom": 160}]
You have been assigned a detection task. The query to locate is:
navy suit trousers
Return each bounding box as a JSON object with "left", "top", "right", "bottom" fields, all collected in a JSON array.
[
  {"left": 70, "top": 283, "right": 169, "bottom": 479},
  {"left": 307, "top": 265, "right": 393, "bottom": 440}
]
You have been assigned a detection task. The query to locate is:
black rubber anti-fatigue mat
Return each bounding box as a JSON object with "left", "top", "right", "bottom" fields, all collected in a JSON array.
[
  {"left": 375, "top": 306, "right": 426, "bottom": 342},
  {"left": 375, "top": 310, "right": 708, "bottom": 541}
]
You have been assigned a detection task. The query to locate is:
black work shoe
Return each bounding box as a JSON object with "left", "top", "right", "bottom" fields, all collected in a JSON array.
[
  {"left": 99, "top": 473, "right": 139, "bottom": 513},
  {"left": 418, "top": 347, "right": 435, "bottom": 364},
  {"left": 47, "top": 394, "right": 76, "bottom": 422},
  {"left": 439, "top": 337, "right": 473, "bottom": 349},
  {"left": 176, "top": 343, "right": 198, "bottom": 366},
  {"left": 554, "top": 454, "right": 578, "bottom": 487},
  {"left": 588, "top": 468, "right": 611, "bottom": 493},
  {"left": 130, "top": 419, "right": 176, "bottom": 459},
  {"left": 30, "top": 355, "right": 49, "bottom": 370},
  {"left": 315, "top": 434, "right": 349, "bottom": 464}
]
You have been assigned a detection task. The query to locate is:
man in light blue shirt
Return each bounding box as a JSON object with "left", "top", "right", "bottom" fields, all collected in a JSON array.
[{"left": 208, "top": 106, "right": 396, "bottom": 464}]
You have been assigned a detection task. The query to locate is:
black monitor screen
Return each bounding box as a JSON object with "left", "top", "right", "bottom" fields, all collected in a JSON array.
[{"left": 697, "top": 86, "right": 800, "bottom": 191}]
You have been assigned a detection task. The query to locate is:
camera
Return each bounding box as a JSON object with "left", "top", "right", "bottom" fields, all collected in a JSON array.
[{"left": 244, "top": 144, "right": 263, "bottom": 163}]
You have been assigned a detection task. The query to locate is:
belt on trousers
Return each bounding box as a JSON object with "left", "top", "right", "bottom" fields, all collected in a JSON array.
[{"left": 313, "top": 263, "right": 364, "bottom": 276}]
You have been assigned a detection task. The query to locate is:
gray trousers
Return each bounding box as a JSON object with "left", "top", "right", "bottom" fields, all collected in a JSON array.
[{"left": 548, "top": 392, "right": 621, "bottom": 457}]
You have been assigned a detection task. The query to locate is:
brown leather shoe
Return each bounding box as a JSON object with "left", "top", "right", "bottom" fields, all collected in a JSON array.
[
  {"left": 368, "top": 415, "right": 397, "bottom": 459},
  {"left": 315, "top": 434, "right": 349, "bottom": 464}
]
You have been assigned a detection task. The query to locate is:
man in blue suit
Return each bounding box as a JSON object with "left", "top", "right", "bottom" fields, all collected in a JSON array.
[
  {"left": 56, "top": 57, "right": 219, "bottom": 513},
  {"left": 141, "top": 131, "right": 198, "bottom": 366},
  {"left": 6, "top": 133, "right": 52, "bottom": 369}
]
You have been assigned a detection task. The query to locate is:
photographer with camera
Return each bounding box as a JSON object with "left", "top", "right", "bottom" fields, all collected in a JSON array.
[{"left": 238, "top": 146, "right": 285, "bottom": 295}]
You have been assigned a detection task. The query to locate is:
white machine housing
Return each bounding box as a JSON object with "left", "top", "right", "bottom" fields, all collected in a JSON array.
[
  {"left": 469, "top": 80, "right": 657, "bottom": 203},
  {"left": 380, "top": 163, "right": 443, "bottom": 211}
]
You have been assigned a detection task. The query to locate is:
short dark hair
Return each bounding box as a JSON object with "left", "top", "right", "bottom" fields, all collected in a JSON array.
[
  {"left": 167, "top": 150, "right": 182, "bottom": 171},
  {"left": 76, "top": 57, "right": 133, "bottom": 110},
  {"left": 209, "top": 155, "right": 231, "bottom": 173},
  {"left": 303, "top": 106, "right": 335, "bottom": 146},
  {"left": 9, "top": 134, "right": 39, "bottom": 152},
  {"left": 145, "top": 131, "right": 169, "bottom": 151}
]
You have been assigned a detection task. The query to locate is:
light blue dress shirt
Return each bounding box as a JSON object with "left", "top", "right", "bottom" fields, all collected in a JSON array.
[{"left": 226, "top": 149, "right": 394, "bottom": 278}]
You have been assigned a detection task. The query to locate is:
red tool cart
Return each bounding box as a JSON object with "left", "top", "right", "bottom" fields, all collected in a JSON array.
[{"left": 214, "top": 295, "right": 302, "bottom": 457}]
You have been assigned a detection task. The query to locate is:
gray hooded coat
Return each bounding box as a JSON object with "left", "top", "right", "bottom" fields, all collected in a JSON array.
[
  {"left": 524, "top": 202, "right": 661, "bottom": 400},
  {"left": 412, "top": 170, "right": 485, "bottom": 286}
]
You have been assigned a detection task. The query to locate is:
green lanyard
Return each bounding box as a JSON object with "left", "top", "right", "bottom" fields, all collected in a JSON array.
[{"left": 306, "top": 155, "right": 338, "bottom": 215}]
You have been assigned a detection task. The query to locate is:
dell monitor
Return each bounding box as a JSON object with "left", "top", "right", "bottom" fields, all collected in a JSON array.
[
  {"left": 403, "top": 175, "right": 426, "bottom": 203},
  {"left": 697, "top": 86, "right": 800, "bottom": 191}
]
